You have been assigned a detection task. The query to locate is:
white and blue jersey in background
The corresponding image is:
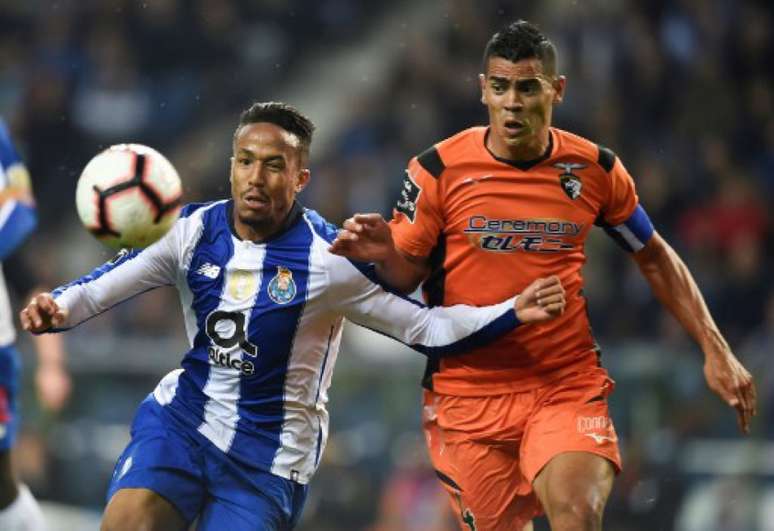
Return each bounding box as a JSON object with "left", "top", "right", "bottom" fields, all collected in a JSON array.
[
  {"left": 0, "top": 119, "right": 37, "bottom": 450},
  {"left": 52, "top": 200, "right": 520, "bottom": 484}
]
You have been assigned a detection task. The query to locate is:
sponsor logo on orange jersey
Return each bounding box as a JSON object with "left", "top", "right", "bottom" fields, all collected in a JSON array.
[{"left": 464, "top": 215, "right": 583, "bottom": 253}]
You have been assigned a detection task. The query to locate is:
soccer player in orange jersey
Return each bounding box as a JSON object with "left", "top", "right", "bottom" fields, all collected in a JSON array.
[{"left": 329, "top": 20, "right": 757, "bottom": 531}]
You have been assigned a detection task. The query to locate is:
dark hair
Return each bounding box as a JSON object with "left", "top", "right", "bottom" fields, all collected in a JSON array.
[
  {"left": 482, "top": 20, "right": 557, "bottom": 76},
  {"left": 234, "top": 101, "right": 316, "bottom": 163}
]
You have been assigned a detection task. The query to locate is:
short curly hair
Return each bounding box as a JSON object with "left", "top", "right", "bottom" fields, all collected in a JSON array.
[{"left": 234, "top": 101, "right": 316, "bottom": 164}]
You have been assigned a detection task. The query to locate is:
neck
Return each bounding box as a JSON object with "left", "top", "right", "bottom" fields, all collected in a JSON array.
[
  {"left": 231, "top": 201, "right": 300, "bottom": 242},
  {"left": 488, "top": 129, "right": 551, "bottom": 161}
]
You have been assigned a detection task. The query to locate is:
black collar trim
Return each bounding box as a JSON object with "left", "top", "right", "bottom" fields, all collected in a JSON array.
[{"left": 484, "top": 128, "right": 554, "bottom": 171}]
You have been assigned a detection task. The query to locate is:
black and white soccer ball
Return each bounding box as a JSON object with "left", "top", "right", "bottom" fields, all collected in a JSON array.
[{"left": 75, "top": 143, "right": 182, "bottom": 249}]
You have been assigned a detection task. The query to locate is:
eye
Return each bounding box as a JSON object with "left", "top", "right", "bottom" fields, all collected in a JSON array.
[
  {"left": 238, "top": 157, "right": 252, "bottom": 166},
  {"left": 491, "top": 82, "right": 507, "bottom": 94},
  {"left": 516, "top": 80, "right": 543, "bottom": 95}
]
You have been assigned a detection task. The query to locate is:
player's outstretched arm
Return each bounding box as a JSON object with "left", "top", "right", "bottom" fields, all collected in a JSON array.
[
  {"left": 515, "top": 275, "right": 566, "bottom": 323},
  {"left": 633, "top": 232, "right": 757, "bottom": 434},
  {"left": 19, "top": 292, "right": 68, "bottom": 334},
  {"left": 329, "top": 213, "right": 428, "bottom": 294}
]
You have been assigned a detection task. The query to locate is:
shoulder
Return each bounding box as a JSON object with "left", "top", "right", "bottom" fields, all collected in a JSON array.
[
  {"left": 411, "top": 127, "right": 487, "bottom": 179},
  {"left": 552, "top": 128, "right": 619, "bottom": 174},
  {"left": 180, "top": 200, "right": 226, "bottom": 219},
  {"left": 302, "top": 208, "right": 340, "bottom": 245}
]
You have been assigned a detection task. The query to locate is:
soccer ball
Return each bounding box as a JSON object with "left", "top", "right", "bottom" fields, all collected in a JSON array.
[{"left": 75, "top": 143, "right": 182, "bottom": 249}]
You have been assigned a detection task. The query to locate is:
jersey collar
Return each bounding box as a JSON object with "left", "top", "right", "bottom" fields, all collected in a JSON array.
[{"left": 483, "top": 128, "right": 554, "bottom": 171}]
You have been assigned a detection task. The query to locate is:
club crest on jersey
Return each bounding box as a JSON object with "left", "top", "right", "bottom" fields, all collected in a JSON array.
[
  {"left": 553, "top": 162, "right": 586, "bottom": 200},
  {"left": 267, "top": 266, "right": 296, "bottom": 304},
  {"left": 395, "top": 169, "right": 422, "bottom": 223}
]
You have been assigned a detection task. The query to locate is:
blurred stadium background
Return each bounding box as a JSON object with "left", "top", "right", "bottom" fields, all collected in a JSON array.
[{"left": 1, "top": 0, "right": 772, "bottom": 529}]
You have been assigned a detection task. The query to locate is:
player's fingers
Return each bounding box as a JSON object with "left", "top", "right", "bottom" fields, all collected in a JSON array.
[
  {"left": 19, "top": 308, "right": 32, "bottom": 330},
  {"left": 749, "top": 379, "right": 758, "bottom": 417},
  {"left": 353, "top": 213, "right": 384, "bottom": 226},
  {"left": 342, "top": 218, "right": 363, "bottom": 233},
  {"left": 543, "top": 301, "right": 565, "bottom": 315},
  {"left": 37, "top": 294, "right": 57, "bottom": 314},
  {"left": 536, "top": 283, "right": 564, "bottom": 298},
  {"left": 538, "top": 293, "right": 564, "bottom": 306},
  {"left": 337, "top": 230, "right": 359, "bottom": 242}
]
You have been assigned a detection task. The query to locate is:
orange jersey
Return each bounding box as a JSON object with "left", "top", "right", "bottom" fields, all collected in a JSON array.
[{"left": 391, "top": 126, "right": 640, "bottom": 396}]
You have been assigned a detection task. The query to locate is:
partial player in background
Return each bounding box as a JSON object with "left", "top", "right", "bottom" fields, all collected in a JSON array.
[
  {"left": 0, "top": 119, "right": 70, "bottom": 530},
  {"left": 21, "top": 102, "right": 566, "bottom": 531},
  {"left": 330, "top": 20, "right": 756, "bottom": 531}
]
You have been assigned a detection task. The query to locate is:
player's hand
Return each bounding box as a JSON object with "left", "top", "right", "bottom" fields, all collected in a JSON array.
[
  {"left": 703, "top": 351, "right": 757, "bottom": 434},
  {"left": 329, "top": 213, "right": 395, "bottom": 263},
  {"left": 20, "top": 292, "right": 67, "bottom": 333},
  {"left": 36, "top": 363, "right": 72, "bottom": 413},
  {"left": 515, "top": 276, "right": 565, "bottom": 324}
]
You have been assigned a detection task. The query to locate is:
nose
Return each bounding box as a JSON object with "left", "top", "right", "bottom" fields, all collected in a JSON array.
[
  {"left": 504, "top": 88, "right": 524, "bottom": 110},
  {"left": 247, "top": 163, "right": 266, "bottom": 187}
]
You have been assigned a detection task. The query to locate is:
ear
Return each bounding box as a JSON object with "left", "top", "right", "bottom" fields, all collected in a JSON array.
[
  {"left": 295, "top": 168, "right": 311, "bottom": 193},
  {"left": 552, "top": 75, "right": 567, "bottom": 104},
  {"left": 479, "top": 73, "right": 487, "bottom": 104},
  {"left": 229, "top": 157, "right": 235, "bottom": 183}
]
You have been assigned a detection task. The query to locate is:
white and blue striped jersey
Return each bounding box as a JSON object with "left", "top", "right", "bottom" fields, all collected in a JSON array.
[
  {"left": 52, "top": 200, "right": 519, "bottom": 483},
  {"left": 0, "top": 120, "right": 37, "bottom": 347}
]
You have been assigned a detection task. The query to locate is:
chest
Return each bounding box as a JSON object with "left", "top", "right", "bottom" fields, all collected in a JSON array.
[{"left": 440, "top": 163, "right": 607, "bottom": 253}]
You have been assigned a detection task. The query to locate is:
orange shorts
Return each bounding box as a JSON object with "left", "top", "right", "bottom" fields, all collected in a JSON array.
[{"left": 422, "top": 367, "right": 621, "bottom": 531}]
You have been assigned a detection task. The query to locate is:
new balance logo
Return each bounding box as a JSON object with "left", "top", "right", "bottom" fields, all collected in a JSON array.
[{"left": 197, "top": 262, "right": 221, "bottom": 279}]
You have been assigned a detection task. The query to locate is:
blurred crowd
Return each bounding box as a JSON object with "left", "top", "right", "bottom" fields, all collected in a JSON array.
[{"left": 1, "top": 0, "right": 772, "bottom": 529}]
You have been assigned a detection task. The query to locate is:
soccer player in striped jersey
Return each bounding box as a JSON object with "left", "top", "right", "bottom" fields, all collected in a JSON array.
[
  {"left": 20, "top": 102, "right": 566, "bottom": 531},
  {"left": 330, "top": 20, "right": 757, "bottom": 531},
  {"left": 0, "top": 119, "right": 70, "bottom": 531}
]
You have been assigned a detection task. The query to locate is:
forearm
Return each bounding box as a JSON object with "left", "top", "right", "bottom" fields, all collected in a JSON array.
[
  {"left": 374, "top": 248, "right": 428, "bottom": 294},
  {"left": 635, "top": 233, "right": 727, "bottom": 356},
  {"left": 32, "top": 332, "right": 66, "bottom": 368}
]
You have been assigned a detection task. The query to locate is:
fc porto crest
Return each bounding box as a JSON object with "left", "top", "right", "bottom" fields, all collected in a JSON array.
[
  {"left": 553, "top": 162, "right": 586, "bottom": 200},
  {"left": 267, "top": 266, "right": 296, "bottom": 304}
]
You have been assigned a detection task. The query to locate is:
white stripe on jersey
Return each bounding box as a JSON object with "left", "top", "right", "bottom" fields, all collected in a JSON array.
[
  {"left": 153, "top": 369, "right": 183, "bottom": 406},
  {"left": 197, "top": 241, "right": 266, "bottom": 453}
]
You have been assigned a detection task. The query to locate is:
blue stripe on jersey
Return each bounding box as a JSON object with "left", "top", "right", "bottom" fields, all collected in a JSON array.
[
  {"left": 0, "top": 202, "right": 36, "bottom": 261},
  {"left": 231, "top": 216, "right": 313, "bottom": 465},
  {"left": 52, "top": 248, "right": 141, "bottom": 298},
  {"left": 173, "top": 202, "right": 233, "bottom": 426},
  {"left": 354, "top": 307, "right": 520, "bottom": 359},
  {"left": 180, "top": 201, "right": 215, "bottom": 219}
]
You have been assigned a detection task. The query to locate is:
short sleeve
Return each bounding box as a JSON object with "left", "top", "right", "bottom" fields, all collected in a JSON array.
[
  {"left": 389, "top": 154, "right": 444, "bottom": 258},
  {"left": 600, "top": 152, "right": 639, "bottom": 226}
]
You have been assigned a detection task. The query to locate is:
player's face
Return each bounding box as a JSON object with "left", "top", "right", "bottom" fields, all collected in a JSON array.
[
  {"left": 230, "top": 122, "right": 310, "bottom": 240},
  {"left": 480, "top": 56, "right": 565, "bottom": 161}
]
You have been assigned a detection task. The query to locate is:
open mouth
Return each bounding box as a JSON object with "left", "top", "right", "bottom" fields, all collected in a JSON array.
[{"left": 504, "top": 119, "right": 525, "bottom": 135}]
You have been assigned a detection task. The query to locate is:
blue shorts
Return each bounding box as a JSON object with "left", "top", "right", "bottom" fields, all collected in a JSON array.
[
  {"left": 107, "top": 397, "right": 308, "bottom": 530},
  {"left": 0, "top": 344, "right": 21, "bottom": 452}
]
